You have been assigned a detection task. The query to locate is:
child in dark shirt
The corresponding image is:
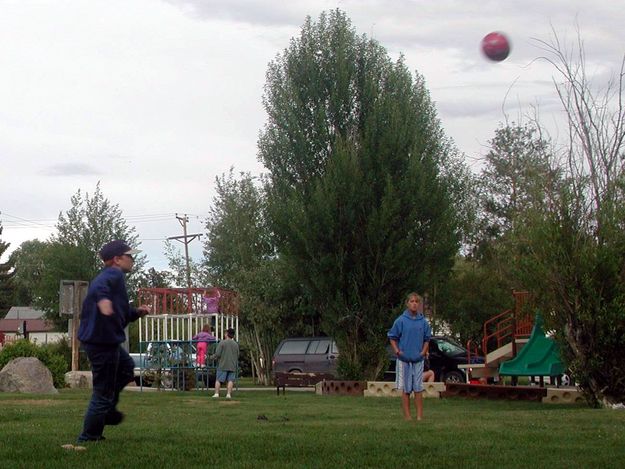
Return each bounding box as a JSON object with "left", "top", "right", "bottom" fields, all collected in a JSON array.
[{"left": 76, "top": 240, "right": 150, "bottom": 443}]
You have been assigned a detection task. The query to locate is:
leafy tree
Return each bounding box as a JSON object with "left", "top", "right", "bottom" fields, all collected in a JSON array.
[
  {"left": 0, "top": 223, "right": 15, "bottom": 315},
  {"left": 35, "top": 242, "right": 94, "bottom": 327},
  {"left": 512, "top": 33, "right": 625, "bottom": 407},
  {"left": 258, "top": 10, "right": 466, "bottom": 379},
  {"left": 478, "top": 123, "right": 558, "bottom": 245},
  {"left": 437, "top": 123, "right": 561, "bottom": 342},
  {"left": 163, "top": 240, "right": 205, "bottom": 288},
  {"left": 133, "top": 267, "right": 174, "bottom": 289},
  {"left": 203, "top": 170, "right": 302, "bottom": 384},
  {"left": 54, "top": 181, "right": 144, "bottom": 277},
  {"left": 436, "top": 256, "right": 513, "bottom": 345},
  {"left": 23, "top": 183, "right": 143, "bottom": 324},
  {"left": 8, "top": 239, "right": 48, "bottom": 306},
  {"left": 472, "top": 33, "right": 625, "bottom": 407}
]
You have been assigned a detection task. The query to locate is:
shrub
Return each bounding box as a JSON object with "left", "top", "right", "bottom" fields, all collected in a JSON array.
[
  {"left": 41, "top": 336, "right": 90, "bottom": 371},
  {"left": 0, "top": 340, "right": 68, "bottom": 388}
]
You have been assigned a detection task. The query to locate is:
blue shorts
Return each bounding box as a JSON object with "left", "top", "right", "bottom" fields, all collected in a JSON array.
[
  {"left": 216, "top": 369, "right": 236, "bottom": 383},
  {"left": 395, "top": 360, "right": 424, "bottom": 394}
]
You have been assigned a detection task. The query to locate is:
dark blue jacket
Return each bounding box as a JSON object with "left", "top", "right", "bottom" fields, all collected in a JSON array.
[{"left": 78, "top": 267, "right": 140, "bottom": 346}]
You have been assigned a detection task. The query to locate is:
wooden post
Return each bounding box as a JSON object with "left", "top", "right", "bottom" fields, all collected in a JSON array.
[
  {"left": 59, "top": 280, "right": 89, "bottom": 372},
  {"left": 72, "top": 289, "right": 81, "bottom": 372}
]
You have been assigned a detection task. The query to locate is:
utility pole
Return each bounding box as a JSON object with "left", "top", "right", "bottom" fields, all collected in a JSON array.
[{"left": 168, "top": 213, "right": 202, "bottom": 288}]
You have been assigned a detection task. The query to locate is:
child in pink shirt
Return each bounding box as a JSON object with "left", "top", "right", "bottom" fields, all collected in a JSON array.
[{"left": 193, "top": 325, "right": 216, "bottom": 366}]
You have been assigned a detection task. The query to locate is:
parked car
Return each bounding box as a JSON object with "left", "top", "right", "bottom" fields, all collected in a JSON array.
[
  {"left": 384, "top": 335, "right": 484, "bottom": 383},
  {"left": 271, "top": 337, "right": 339, "bottom": 378},
  {"left": 271, "top": 335, "right": 482, "bottom": 383}
]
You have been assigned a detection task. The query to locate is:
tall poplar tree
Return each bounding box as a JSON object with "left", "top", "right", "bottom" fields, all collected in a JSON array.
[{"left": 259, "top": 10, "right": 467, "bottom": 378}]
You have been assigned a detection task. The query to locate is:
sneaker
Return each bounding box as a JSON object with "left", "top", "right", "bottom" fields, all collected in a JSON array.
[
  {"left": 226, "top": 394, "right": 231, "bottom": 399},
  {"left": 212, "top": 393, "right": 219, "bottom": 398}
]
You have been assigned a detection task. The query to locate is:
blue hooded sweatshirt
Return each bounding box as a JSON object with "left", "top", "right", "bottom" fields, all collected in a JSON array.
[
  {"left": 78, "top": 266, "right": 141, "bottom": 346},
  {"left": 387, "top": 310, "right": 432, "bottom": 363}
]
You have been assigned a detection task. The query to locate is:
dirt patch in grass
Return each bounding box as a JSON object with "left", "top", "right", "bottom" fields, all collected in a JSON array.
[
  {"left": 179, "top": 398, "right": 241, "bottom": 406},
  {"left": 181, "top": 399, "right": 207, "bottom": 405},
  {"left": 2, "top": 399, "right": 62, "bottom": 406}
]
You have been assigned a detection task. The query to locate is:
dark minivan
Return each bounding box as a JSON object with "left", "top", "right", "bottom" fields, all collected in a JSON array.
[{"left": 271, "top": 337, "right": 339, "bottom": 376}]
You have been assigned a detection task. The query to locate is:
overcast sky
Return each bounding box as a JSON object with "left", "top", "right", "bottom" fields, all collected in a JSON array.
[{"left": 1, "top": 0, "right": 624, "bottom": 272}]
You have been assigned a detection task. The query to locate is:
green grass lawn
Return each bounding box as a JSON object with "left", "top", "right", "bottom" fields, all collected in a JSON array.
[{"left": 1, "top": 389, "right": 624, "bottom": 469}]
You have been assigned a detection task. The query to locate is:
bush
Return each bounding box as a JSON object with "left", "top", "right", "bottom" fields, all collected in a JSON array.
[
  {"left": 40, "top": 336, "right": 90, "bottom": 371},
  {"left": 237, "top": 342, "right": 252, "bottom": 377},
  {"left": 0, "top": 340, "right": 68, "bottom": 388}
]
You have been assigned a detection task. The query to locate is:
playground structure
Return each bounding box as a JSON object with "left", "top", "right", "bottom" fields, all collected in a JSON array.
[
  {"left": 499, "top": 313, "right": 565, "bottom": 384},
  {"left": 136, "top": 287, "right": 239, "bottom": 342},
  {"left": 460, "top": 291, "right": 567, "bottom": 387},
  {"left": 133, "top": 287, "right": 240, "bottom": 390}
]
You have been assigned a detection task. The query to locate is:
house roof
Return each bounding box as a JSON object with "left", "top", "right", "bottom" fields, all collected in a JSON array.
[
  {"left": 5, "top": 306, "right": 46, "bottom": 320},
  {"left": 0, "top": 318, "right": 56, "bottom": 333}
]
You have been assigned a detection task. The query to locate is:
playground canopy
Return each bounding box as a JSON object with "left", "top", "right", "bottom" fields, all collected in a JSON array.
[{"left": 136, "top": 287, "right": 239, "bottom": 343}]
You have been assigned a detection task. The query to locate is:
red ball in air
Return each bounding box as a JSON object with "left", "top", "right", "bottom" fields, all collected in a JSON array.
[{"left": 481, "top": 31, "right": 511, "bottom": 62}]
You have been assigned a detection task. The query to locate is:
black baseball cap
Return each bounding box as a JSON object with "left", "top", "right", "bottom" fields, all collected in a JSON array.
[{"left": 99, "top": 240, "right": 141, "bottom": 261}]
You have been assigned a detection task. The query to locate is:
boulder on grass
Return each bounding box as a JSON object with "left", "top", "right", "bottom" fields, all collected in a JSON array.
[{"left": 0, "top": 357, "right": 58, "bottom": 394}]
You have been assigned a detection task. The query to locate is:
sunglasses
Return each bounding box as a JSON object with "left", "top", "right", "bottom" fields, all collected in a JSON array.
[{"left": 121, "top": 254, "right": 134, "bottom": 261}]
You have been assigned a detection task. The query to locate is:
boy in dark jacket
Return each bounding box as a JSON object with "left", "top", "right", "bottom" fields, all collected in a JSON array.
[{"left": 77, "top": 240, "right": 150, "bottom": 442}]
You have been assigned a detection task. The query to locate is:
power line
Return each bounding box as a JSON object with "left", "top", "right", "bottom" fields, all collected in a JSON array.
[
  {"left": 1, "top": 211, "right": 208, "bottom": 236},
  {"left": 0, "top": 212, "right": 56, "bottom": 230}
]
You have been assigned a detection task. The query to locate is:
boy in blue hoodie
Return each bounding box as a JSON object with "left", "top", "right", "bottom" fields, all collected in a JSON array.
[
  {"left": 388, "top": 292, "right": 432, "bottom": 420},
  {"left": 76, "top": 240, "right": 150, "bottom": 442}
]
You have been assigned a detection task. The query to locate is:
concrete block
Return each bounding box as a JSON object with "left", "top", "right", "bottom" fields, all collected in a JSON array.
[
  {"left": 364, "top": 381, "right": 443, "bottom": 398},
  {"left": 365, "top": 381, "right": 402, "bottom": 397},
  {"left": 322, "top": 380, "right": 365, "bottom": 396},
  {"left": 542, "top": 388, "right": 584, "bottom": 404}
]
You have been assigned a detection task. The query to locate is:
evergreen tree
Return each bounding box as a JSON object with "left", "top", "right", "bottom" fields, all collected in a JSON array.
[
  {"left": 0, "top": 223, "right": 15, "bottom": 315},
  {"left": 259, "top": 10, "right": 467, "bottom": 379}
]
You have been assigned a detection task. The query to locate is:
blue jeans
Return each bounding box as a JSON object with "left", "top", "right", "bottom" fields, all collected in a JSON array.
[{"left": 77, "top": 344, "right": 134, "bottom": 442}]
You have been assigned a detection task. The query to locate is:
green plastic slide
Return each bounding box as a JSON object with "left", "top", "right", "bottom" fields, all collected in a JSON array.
[{"left": 499, "top": 314, "right": 565, "bottom": 377}]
